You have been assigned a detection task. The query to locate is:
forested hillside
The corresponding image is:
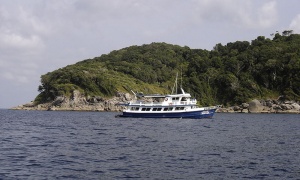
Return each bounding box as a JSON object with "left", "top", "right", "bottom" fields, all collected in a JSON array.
[{"left": 35, "top": 31, "right": 300, "bottom": 106}]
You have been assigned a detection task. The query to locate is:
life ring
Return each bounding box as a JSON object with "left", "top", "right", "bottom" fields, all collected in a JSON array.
[{"left": 165, "top": 98, "right": 168, "bottom": 101}]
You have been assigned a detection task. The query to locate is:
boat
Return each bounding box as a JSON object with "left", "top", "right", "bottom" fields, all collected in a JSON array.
[{"left": 116, "top": 75, "right": 217, "bottom": 119}]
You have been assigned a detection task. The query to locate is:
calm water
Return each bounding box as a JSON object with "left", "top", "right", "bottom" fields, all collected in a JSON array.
[{"left": 0, "top": 109, "right": 299, "bottom": 179}]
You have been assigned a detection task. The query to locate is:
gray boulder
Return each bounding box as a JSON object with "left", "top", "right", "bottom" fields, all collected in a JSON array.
[
  {"left": 291, "top": 103, "right": 300, "bottom": 111},
  {"left": 52, "top": 96, "right": 65, "bottom": 106},
  {"left": 240, "top": 103, "right": 249, "bottom": 109},
  {"left": 265, "top": 99, "right": 273, "bottom": 107},
  {"left": 233, "top": 106, "right": 241, "bottom": 111},
  {"left": 23, "top": 102, "right": 35, "bottom": 107},
  {"left": 281, "top": 104, "right": 293, "bottom": 110},
  {"left": 248, "top": 99, "right": 264, "bottom": 113}
]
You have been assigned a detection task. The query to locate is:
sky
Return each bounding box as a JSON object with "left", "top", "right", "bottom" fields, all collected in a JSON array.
[{"left": 1, "top": 0, "right": 300, "bottom": 108}]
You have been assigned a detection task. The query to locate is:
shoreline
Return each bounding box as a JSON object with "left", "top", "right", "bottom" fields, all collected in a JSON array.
[
  {"left": 9, "top": 91, "right": 300, "bottom": 115},
  {"left": 9, "top": 106, "right": 300, "bottom": 114}
]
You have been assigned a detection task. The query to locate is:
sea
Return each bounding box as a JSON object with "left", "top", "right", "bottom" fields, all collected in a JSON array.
[{"left": 0, "top": 109, "right": 299, "bottom": 180}]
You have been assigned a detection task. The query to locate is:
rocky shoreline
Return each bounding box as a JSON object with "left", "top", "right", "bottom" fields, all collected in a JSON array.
[
  {"left": 11, "top": 90, "right": 131, "bottom": 112},
  {"left": 216, "top": 99, "right": 300, "bottom": 114},
  {"left": 12, "top": 90, "right": 300, "bottom": 114}
]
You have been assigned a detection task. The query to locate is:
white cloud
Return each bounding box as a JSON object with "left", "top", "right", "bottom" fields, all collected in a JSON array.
[
  {"left": 18, "top": 6, "right": 51, "bottom": 35},
  {"left": 0, "top": 6, "right": 45, "bottom": 57},
  {"left": 257, "top": 1, "right": 278, "bottom": 28},
  {"left": 0, "top": 33, "right": 43, "bottom": 50},
  {"left": 0, "top": 59, "right": 39, "bottom": 84},
  {"left": 290, "top": 14, "right": 300, "bottom": 33},
  {"left": 2, "top": 72, "right": 28, "bottom": 84},
  {"left": 192, "top": 0, "right": 278, "bottom": 29},
  {"left": 0, "top": 2, "right": 45, "bottom": 87}
]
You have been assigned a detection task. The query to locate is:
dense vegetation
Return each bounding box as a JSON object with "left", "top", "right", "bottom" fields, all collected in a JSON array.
[{"left": 36, "top": 31, "right": 300, "bottom": 106}]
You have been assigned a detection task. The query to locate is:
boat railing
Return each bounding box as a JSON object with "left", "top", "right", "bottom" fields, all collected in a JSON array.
[
  {"left": 203, "top": 106, "right": 217, "bottom": 110},
  {"left": 129, "top": 101, "right": 163, "bottom": 105},
  {"left": 128, "top": 100, "right": 201, "bottom": 106}
]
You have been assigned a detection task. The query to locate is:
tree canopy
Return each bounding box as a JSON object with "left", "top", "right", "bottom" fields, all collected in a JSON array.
[{"left": 35, "top": 31, "right": 300, "bottom": 106}]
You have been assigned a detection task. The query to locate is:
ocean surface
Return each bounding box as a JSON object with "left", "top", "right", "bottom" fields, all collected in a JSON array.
[{"left": 0, "top": 109, "right": 299, "bottom": 180}]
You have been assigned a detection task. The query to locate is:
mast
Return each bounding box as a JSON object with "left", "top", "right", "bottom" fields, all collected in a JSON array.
[
  {"left": 171, "top": 73, "right": 178, "bottom": 94},
  {"left": 180, "top": 68, "right": 183, "bottom": 89}
]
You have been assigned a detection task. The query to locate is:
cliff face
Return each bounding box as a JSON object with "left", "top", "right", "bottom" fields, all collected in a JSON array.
[{"left": 12, "top": 90, "right": 133, "bottom": 111}]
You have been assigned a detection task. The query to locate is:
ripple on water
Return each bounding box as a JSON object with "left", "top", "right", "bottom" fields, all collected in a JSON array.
[{"left": 0, "top": 110, "right": 299, "bottom": 179}]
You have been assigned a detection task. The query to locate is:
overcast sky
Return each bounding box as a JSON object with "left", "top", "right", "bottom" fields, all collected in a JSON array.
[{"left": 1, "top": 0, "right": 300, "bottom": 108}]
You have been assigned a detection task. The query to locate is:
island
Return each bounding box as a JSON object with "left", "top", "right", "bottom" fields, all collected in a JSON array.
[{"left": 12, "top": 31, "right": 300, "bottom": 114}]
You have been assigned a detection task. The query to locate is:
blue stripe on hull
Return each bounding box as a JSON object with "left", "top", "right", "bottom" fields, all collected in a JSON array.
[{"left": 118, "top": 109, "right": 216, "bottom": 119}]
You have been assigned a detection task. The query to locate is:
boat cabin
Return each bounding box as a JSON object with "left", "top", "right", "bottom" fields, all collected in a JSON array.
[{"left": 123, "top": 90, "right": 199, "bottom": 113}]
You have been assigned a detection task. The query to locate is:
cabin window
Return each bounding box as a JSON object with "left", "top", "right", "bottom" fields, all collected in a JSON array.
[
  {"left": 163, "top": 107, "right": 173, "bottom": 111},
  {"left": 157, "top": 108, "right": 162, "bottom": 111},
  {"left": 152, "top": 108, "right": 162, "bottom": 111},
  {"left": 131, "top": 107, "right": 139, "bottom": 111},
  {"left": 172, "top": 97, "right": 180, "bottom": 101},
  {"left": 175, "top": 107, "right": 184, "bottom": 110},
  {"left": 146, "top": 108, "right": 151, "bottom": 111},
  {"left": 182, "top": 97, "right": 187, "bottom": 101},
  {"left": 141, "top": 108, "right": 146, "bottom": 111}
]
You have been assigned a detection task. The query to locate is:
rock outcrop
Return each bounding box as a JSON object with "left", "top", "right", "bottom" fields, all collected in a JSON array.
[
  {"left": 217, "top": 98, "right": 300, "bottom": 114},
  {"left": 12, "top": 90, "right": 134, "bottom": 111},
  {"left": 248, "top": 99, "right": 264, "bottom": 113},
  {"left": 12, "top": 92, "right": 300, "bottom": 114}
]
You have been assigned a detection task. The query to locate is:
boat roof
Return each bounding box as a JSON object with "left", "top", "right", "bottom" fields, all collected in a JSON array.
[
  {"left": 135, "top": 88, "right": 192, "bottom": 98},
  {"left": 137, "top": 93, "right": 191, "bottom": 98},
  {"left": 141, "top": 95, "right": 166, "bottom": 98},
  {"left": 166, "top": 93, "right": 191, "bottom": 98}
]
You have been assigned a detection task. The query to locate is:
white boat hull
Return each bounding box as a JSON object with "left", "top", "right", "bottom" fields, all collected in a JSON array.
[{"left": 118, "top": 108, "right": 216, "bottom": 119}]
